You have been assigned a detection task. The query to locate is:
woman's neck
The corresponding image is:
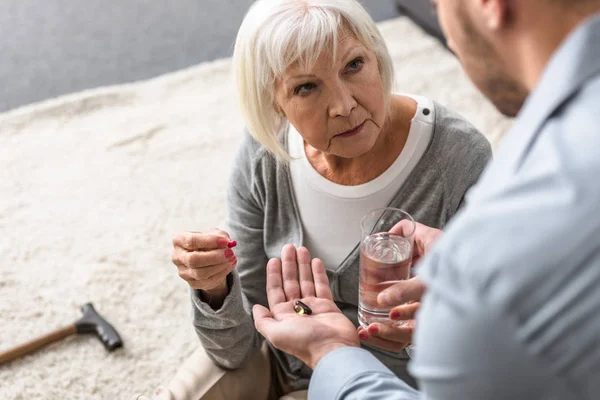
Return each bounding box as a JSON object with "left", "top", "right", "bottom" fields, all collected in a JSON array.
[{"left": 305, "top": 95, "right": 415, "bottom": 186}]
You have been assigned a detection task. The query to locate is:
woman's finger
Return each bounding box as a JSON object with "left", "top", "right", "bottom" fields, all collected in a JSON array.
[
  {"left": 183, "top": 264, "right": 235, "bottom": 291},
  {"left": 390, "top": 302, "right": 420, "bottom": 321},
  {"left": 266, "top": 258, "right": 287, "bottom": 309},
  {"left": 185, "top": 260, "right": 236, "bottom": 281},
  {"left": 281, "top": 244, "right": 301, "bottom": 301},
  {"left": 377, "top": 277, "right": 426, "bottom": 306},
  {"left": 183, "top": 248, "right": 235, "bottom": 269},
  {"left": 311, "top": 258, "right": 333, "bottom": 301},
  {"left": 296, "top": 247, "right": 315, "bottom": 298},
  {"left": 363, "top": 335, "right": 409, "bottom": 353},
  {"left": 357, "top": 326, "right": 370, "bottom": 341},
  {"left": 171, "top": 247, "right": 188, "bottom": 268},
  {"left": 367, "top": 322, "right": 414, "bottom": 344},
  {"left": 358, "top": 327, "right": 409, "bottom": 353},
  {"left": 173, "top": 231, "right": 231, "bottom": 251}
]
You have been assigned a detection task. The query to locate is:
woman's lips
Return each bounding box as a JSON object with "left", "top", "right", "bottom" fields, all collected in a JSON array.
[{"left": 335, "top": 121, "right": 366, "bottom": 138}]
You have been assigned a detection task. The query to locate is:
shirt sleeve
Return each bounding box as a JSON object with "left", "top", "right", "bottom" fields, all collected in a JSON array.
[
  {"left": 307, "top": 274, "right": 549, "bottom": 400},
  {"left": 308, "top": 347, "right": 421, "bottom": 400}
]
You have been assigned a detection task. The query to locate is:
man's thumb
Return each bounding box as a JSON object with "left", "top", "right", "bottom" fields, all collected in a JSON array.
[{"left": 253, "top": 304, "right": 275, "bottom": 334}]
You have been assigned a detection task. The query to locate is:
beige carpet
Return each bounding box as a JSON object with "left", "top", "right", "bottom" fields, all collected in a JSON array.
[{"left": 0, "top": 17, "right": 512, "bottom": 399}]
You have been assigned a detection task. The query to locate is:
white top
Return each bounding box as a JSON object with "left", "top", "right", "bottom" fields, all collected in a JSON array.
[{"left": 288, "top": 94, "right": 435, "bottom": 270}]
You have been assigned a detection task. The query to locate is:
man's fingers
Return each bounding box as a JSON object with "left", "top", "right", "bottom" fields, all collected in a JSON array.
[
  {"left": 253, "top": 304, "right": 277, "bottom": 336},
  {"left": 281, "top": 244, "right": 301, "bottom": 301},
  {"left": 266, "top": 258, "right": 287, "bottom": 309},
  {"left": 390, "top": 302, "right": 420, "bottom": 321},
  {"left": 297, "top": 247, "right": 315, "bottom": 298},
  {"left": 377, "top": 277, "right": 426, "bottom": 306},
  {"left": 174, "top": 232, "right": 230, "bottom": 251},
  {"left": 311, "top": 258, "right": 333, "bottom": 301}
]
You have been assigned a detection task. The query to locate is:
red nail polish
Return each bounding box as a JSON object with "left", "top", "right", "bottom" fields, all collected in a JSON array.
[
  {"left": 359, "top": 332, "right": 369, "bottom": 341},
  {"left": 227, "top": 240, "right": 237, "bottom": 248},
  {"left": 224, "top": 249, "right": 234, "bottom": 258},
  {"left": 368, "top": 325, "right": 379, "bottom": 334},
  {"left": 390, "top": 311, "right": 400, "bottom": 320},
  {"left": 217, "top": 238, "right": 228, "bottom": 247}
]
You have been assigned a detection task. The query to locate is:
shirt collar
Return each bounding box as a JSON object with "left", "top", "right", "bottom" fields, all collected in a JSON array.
[{"left": 509, "top": 12, "right": 600, "bottom": 168}]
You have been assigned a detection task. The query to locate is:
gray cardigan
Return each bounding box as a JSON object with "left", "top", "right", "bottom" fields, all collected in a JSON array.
[{"left": 191, "top": 102, "right": 492, "bottom": 391}]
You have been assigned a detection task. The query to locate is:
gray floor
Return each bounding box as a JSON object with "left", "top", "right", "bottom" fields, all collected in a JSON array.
[{"left": 0, "top": 0, "right": 400, "bottom": 112}]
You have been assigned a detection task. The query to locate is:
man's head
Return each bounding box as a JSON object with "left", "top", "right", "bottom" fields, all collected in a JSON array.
[{"left": 432, "top": 0, "right": 600, "bottom": 117}]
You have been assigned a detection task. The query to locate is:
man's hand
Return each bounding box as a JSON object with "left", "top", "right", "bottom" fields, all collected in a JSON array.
[{"left": 253, "top": 245, "right": 359, "bottom": 369}]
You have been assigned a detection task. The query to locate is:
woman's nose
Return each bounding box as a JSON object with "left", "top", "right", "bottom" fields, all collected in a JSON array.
[{"left": 328, "top": 85, "right": 358, "bottom": 118}]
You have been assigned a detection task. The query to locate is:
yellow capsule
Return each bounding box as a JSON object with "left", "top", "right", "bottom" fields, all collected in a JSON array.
[{"left": 294, "top": 300, "right": 312, "bottom": 315}]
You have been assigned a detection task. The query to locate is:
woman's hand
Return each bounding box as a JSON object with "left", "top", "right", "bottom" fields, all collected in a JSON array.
[
  {"left": 171, "top": 228, "right": 237, "bottom": 298},
  {"left": 357, "top": 300, "right": 420, "bottom": 352},
  {"left": 361, "top": 218, "right": 440, "bottom": 353},
  {"left": 360, "top": 274, "right": 427, "bottom": 351},
  {"left": 253, "top": 245, "right": 360, "bottom": 369}
]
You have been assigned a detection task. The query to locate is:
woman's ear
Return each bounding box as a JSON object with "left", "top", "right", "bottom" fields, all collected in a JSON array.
[{"left": 273, "top": 102, "right": 284, "bottom": 116}]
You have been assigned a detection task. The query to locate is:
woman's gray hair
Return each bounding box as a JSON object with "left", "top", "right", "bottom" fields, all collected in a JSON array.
[{"left": 233, "top": 0, "right": 395, "bottom": 160}]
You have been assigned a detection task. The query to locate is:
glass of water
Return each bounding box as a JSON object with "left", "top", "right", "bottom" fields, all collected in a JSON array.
[{"left": 358, "top": 207, "right": 415, "bottom": 329}]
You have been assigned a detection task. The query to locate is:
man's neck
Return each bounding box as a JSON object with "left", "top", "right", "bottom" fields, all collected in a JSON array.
[{"left": 505, "top": 4, "right": 600, "bottom": 92}]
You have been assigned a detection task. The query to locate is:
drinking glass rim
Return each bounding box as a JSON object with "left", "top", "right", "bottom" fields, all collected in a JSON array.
[{"left": 360, "top": 207, "right": 416, "bottom": 238}]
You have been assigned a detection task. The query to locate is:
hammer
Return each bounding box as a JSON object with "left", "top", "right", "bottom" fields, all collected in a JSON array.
[{"left": 0, "top": 303, "right": 123, "bottom": 365}]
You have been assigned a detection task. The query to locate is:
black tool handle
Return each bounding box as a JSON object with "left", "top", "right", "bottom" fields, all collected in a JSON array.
[{"left": 75, "top": 303, "right": 123, "bottom": 351}]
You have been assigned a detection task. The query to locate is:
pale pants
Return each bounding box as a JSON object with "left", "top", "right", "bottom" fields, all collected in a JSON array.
[{"left": 132, "top": 343, "right": 308, "bottom": 400}]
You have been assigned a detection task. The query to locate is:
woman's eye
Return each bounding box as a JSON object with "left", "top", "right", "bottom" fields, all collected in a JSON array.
[
  {"left": 294, "top": 83, "right": 317, "bottom": 95},
  {"left": 347, "top": 58, "right": 364, "bottom": 73}
]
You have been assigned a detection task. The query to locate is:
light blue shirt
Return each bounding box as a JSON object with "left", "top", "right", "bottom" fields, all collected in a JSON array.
[{"left": 309, "top": 12, "right": 600, "bottom": 400}]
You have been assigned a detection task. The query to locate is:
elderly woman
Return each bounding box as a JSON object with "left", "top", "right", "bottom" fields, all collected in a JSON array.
[{"left": 167, "top": 0, "right": 491, "bottom": 399}]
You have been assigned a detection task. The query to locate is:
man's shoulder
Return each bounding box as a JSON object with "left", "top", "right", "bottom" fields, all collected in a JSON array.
[
  {"left": 537, "top": 75, "right": 600, "bottom": 174},
  {"left": 560, "top": 75, "right": 600, "bottom": 124}
]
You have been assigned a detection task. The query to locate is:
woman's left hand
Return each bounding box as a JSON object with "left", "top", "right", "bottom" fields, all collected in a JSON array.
[{"left": 357, "top": 302, "right": 420, "bottom": 353}]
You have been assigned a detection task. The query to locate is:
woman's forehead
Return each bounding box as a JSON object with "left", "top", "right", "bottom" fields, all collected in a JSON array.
[{"left": 283, "top": 34, "right": 366, "bottom": 76}]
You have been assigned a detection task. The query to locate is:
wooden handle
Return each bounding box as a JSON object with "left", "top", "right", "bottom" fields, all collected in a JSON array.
[{"left": 0, "top": 324, "right": 77, "bottom": 365}]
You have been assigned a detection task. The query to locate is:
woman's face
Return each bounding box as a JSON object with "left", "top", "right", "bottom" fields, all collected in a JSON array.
[{"left": 274, "top": 32, "right": 387, "bottom": 159}]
